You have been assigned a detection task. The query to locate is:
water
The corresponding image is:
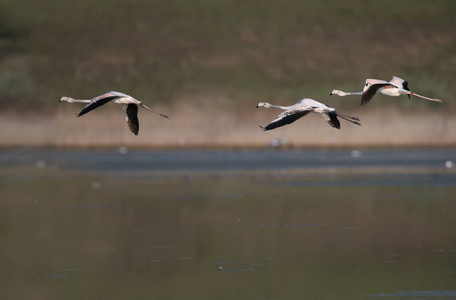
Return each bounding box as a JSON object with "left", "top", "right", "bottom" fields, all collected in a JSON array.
[{"left": 1, "top": 148, "right": 455, "bottom": 299}]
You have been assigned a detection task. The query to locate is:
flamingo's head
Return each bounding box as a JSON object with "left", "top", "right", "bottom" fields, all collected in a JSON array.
[
  {"left": 59, "top": 96, "right": 71, "bottom": 102},
  {"left": 256, "top": 102, "right": 271, "bottom": 108},
  {"left": 329, "top": 90, "right": 344, "bottom": 96}
]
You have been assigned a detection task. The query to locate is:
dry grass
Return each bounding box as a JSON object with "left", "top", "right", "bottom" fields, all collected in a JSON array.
[{"left": 1, "top": 96, "right": 454, "bottom": 149}]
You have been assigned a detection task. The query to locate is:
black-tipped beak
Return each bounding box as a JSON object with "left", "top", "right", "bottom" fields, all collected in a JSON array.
[{"left": 329, "top": 92, "right": 333, "bottom": 96}]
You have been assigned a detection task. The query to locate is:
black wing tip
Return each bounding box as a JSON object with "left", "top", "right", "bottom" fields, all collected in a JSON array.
[
  {"left": 361, "top": 95, "right": 370, "bottom": 106},
  {"left": 403, "top": 80, "right": 410, "bottom": 92},
  {"left": 328, "top": 112, "right": 341, "bottom": 129},
  {"left": 128, "top": 125, "right": 139, "bottom": 135}
]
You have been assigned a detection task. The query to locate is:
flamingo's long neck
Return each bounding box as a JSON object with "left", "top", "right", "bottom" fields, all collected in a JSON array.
[
  {"left": 60, "top": 97, "right": 91, "bottom": 103},
  {"left": 267, "top": 103, "right": 293, "bottom": 110},
  {"left": 341, "top": 91, "right": 363, "bottom": 96}
]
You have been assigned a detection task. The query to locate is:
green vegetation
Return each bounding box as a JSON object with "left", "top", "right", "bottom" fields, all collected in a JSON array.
[{"left": 1, "top": 0, "right": 455, "bottom": 110}]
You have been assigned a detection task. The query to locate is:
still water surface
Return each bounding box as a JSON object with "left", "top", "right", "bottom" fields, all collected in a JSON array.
[{"left": 1, "top": 148, "right": 455, "bottom": 299}]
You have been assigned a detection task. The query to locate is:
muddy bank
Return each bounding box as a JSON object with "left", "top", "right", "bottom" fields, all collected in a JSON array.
[{"left": 0, "top": 101, "right": 453, "bottom": 149}]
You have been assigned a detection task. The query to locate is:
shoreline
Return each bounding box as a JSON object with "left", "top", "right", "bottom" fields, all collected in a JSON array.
[
  {"left": 1, "top": 143, "right": 456, "bottom": 151},
  {"left": 1, "top": 105, "right": 454, "bottom": 149}
]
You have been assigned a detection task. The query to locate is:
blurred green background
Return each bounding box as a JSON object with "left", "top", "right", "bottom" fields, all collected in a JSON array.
[{"left": 0, "top": 0, "right": 454, "bottom": 110}]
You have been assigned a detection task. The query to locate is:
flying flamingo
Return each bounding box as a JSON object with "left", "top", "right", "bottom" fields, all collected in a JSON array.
[
  {"left": 59, "top": 91, "right": 169, "bottom": 135},
  {"left": 330, "top": 76, "right": 443, "bottom": 106},
  {"left": 256, "top": 98, "right": 361, "bottom": 131}
]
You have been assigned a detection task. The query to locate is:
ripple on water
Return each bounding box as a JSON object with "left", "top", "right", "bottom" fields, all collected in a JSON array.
[
  {"left": 44, "top": 273, "right": 68, "bottom": 278},
  {"left": 261, "top": 223, "right": 327, "bottom": 227},
  {"left": 217, "top": 267, "right": 254, "bottom": 272},
  {"left": 369, "top": 290, "right": 456, "bottom": 298}
]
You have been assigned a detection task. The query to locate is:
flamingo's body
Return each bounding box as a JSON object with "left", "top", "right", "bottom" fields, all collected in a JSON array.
[
  {"left": 59, "top": 91, "right": 169, "bottom": 135},
  {"left": 330, "top": 76, "right": 443, "bottom": 106},
  {"left": 256, "top": 98, "right": 361, "bottom": 131}
]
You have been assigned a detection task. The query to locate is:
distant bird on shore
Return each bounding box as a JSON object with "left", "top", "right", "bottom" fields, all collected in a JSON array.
[
  {"left": 330, "top": 76, "right": 443, "bottom": 106},
  {"left": 59, "top": 91, "right": 169, "bottom": 135},
  {"left": 256, "top": 98, "right": 361, "bottom": 131}
]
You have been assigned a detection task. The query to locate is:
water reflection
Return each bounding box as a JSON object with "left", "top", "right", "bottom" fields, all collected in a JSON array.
[
  {"left": 369, "top": 290, "right": 456, "bottom": 298},
  {"left": 0, "top": 148, "right": 455, "bottom": 299}
]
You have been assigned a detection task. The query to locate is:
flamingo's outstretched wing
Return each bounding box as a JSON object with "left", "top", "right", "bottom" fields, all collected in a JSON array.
[
  {"left": 361, "top": 83, "right": 392, "bottom": 106},
  {"left": 123, "top": 104, "right": 139, "bottom": 135},
  {"left": 260, "top": 109, "right": 310, "bottom": 131},
  {"left": 389, "top": 76, "right": 407, "bottom": 88},
  {"left": 76, "top": 92, "right": 119, "bottom": 117},
  {"left": 390, "top": 76, "right": 410, "bottom": 99},
  {"left": 325, "top": 112, "right": 341, "bottom": 129}
]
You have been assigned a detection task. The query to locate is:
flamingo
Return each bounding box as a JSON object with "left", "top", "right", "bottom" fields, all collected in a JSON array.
[
  {"left": 256, "top": 98, "right": 361, "bottom": 131},
  {"left": 59, "top": 91, "right": 169, "bottom": 135},
  {"left": 330, "top": 76, "right": 443, "bottom": 106}
]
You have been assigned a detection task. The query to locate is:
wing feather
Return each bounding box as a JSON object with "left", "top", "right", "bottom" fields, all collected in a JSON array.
[
  {"left": 261, "top": 110, "right": 310, "bottom": 131},
  {"left": 123, "top": 104, "right": 139, "bottom": 135},
  {"left": 361, "top": 84, "right": 392, "bottom": 106},
  {"left": 76, "top": 92, "right": 118, "bottom": 117},
  {"left": 402, "top": 80, "right": 411, "bottom": 100},
  {"left": 325, "top": 112, "right": 341, "bottom": 129}
]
